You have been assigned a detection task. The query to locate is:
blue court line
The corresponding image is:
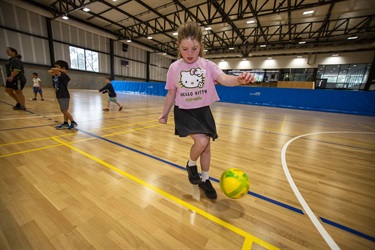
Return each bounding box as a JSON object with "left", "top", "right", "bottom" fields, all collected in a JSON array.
[
  {"left": 320, "top": 218, "right": 375, "bottom": 242},
  {"left": 79, "top": 130, "right": 374, "bottom": 242}
]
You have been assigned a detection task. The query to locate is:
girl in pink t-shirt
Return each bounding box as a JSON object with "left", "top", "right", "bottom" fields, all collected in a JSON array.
[{"left": 158, "top": 22, "right": 255, "bottom": 199}]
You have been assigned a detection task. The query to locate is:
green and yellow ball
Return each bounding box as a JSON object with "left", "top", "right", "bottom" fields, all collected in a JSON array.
[{"left": 220, "top": 168, "right": 250, "bottom": 199}]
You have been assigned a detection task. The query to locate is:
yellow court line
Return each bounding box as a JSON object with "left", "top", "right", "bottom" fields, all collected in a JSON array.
[
  {"left": 0, "top": 124, "right": 163, "bottom": 157},
  {"left": 0, "top": 119, "right": 158, "bottom": 147},
  {"left": 280, "top": 115, "right": 287, "bottom": 131},
  {"left": 0, "top": 144, "right": 63, "bottom": 158},
  {"left": 52, "top": 137, "right": 279, "bottom": 250}
]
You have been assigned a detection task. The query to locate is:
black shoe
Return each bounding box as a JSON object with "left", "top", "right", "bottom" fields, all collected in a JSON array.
[
  {"left": 186, "top": 162, "right": 201, "bottom": 185},
  {"left": 13, "top": 103, "right": 21, "bottom": 110},
  {"left": 199, "top": 179, "right": 217, "bottom": 199}
]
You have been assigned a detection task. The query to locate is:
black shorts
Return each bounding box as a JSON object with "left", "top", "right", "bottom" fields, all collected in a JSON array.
[
  {"left": 174, "top": 105, "right": 218, "bottom": 140},
  {"left": 6, "top": 79, "right": 26, "bottom": 90}
]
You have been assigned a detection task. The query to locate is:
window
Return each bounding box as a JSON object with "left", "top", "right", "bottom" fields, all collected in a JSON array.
[{"left": 69, "top": 46, "right": 99, "bottom": 72}]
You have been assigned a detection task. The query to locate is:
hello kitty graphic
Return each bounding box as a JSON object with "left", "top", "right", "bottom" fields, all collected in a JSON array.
[{"left": 179, "top": 67, "right": 205, "bottom": 88}]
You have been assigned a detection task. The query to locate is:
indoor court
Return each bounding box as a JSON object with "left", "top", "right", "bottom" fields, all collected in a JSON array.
[{"left": 0, "top": 87, "right": 374, "bottom": 249}]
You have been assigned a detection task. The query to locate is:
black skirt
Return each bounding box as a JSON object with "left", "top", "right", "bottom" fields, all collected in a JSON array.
[{"left": 174, "top": 105, "right": 218, "bottom": 140}]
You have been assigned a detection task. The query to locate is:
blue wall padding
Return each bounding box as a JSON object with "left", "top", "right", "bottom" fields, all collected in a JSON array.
[{"left": 112, "top": 81, "right": 375, "bottom": 116}]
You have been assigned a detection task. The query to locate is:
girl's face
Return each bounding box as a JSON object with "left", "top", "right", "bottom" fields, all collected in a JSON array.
[
  {"left": 179, "top": 38, "right": 200, "bottom": 64},
  {"left": 6, "top": 48, "right": 15, "bottom": 57}
]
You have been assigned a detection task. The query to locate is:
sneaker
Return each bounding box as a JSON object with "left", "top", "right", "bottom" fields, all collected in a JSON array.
[
  {"left": 13, "top": 103, "right": 21, "bottom": 110},
  {"left": 32, "top": 98, "right": 37, "bottom": 100},
  {"left": 103, "top": 108, "right": 109, "bottom": 112},
  {"left": 69, "top": 121, "right": 78, "bottom": 130},
  {"left": 199, "top": 179, "right": 217, "bottom": 199},
  {"left": 186, "top": 162, "right": 201, "bottom": 185},
  {"left": 56, "top": 123, "right": 69, "bottom": 129},
  {"left": 14, "top": 106, "right": 26, "bottom": 110},
  {"left": 118, "top": 106, "right": 123, "bottom": 111}
]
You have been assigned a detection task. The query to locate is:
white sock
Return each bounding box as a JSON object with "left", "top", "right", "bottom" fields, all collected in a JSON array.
[
  {"left": 188, "top": 159, "right": 196, "bottom": 167},
  {"left": 201, "top": 171, "right": 209, "bottom": 182}
]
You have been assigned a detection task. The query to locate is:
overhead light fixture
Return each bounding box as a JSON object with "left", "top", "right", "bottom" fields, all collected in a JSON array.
[
  {"left": 83, "top": 7, "right": 90, "bottom": 12},
  {"left": 332, "top": 53, "right": 339, "bottom": 57},
  {"left": 229, "top": 47, "right": 234, "bottom": 50},
  {"left": 147, "top": 36, "right": 153, "bottom": 39},
  {"left": 267, "top": 57, "right": 273, "bottom": 60},
  {"left": 299, "top": 41, "right": 306, "bottom": 44},
  {"left": 205, "top": 27, "right": 212, "bottom": 31},
  {"left": 163, "top": 52, "right": 167, "bottom": 55},
  {"left": 303, "top": 10, "right": 314, "bottom": 15},
  {"left": 246, "top": 20, "right": 255, "bottom": 24},
  {"left": 348, "top": 36, "right": 358, "bottom": 40},
  {"left": 260, "top": 44, "right": 266, "bottom": 47},
  {"left": 173, "top": 32, "right": 178, "bottom": 36},
  {"left": 62, "top": 15, "right": 69, "bottom": 20},
  {"left": 297, "top": 55, "right": 303, "bottom": 58},
  {"left": 126, "top": 39, "right": 131, "bottom": 43}
]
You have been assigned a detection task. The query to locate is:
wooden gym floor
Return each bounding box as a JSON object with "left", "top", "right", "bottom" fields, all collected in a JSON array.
[{"left": 0, "top": 87, "right": 374, "bottom": 250}]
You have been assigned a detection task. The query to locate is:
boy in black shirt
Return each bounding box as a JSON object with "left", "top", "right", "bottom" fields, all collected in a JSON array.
[
  {"left": 48, "top": 60, "right": 78, "bottom": 130},
  {"left": 99, "top": 76, "right": 123, "bottom": 111}
]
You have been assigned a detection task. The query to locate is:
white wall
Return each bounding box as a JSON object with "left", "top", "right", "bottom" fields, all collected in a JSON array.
[{"left": 212, "top": 51, "right": 375, "bottom": 70}]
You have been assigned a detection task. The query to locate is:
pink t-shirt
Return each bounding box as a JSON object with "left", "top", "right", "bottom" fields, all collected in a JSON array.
[{"left": 165, "top": 57, "right": 224, "bottom": 109}]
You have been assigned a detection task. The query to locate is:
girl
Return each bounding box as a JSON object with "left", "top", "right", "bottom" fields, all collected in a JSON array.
[
  {"left": 5, "top": 47, "right": 27, "bottom": 110},
  {"left": 158, "top": 22, "right": 255, "bottom": 199}
]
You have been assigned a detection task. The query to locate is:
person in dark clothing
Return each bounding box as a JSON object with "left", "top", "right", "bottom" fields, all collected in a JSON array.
[
  {"left": 99, "top": 76, "right": 123, "bottom": 111},
  {"left": 48, "top": 60, "right": 78, "bottom": 130},
  {"left": 5, "top": 47, "right": 27, "bottom": 110}
]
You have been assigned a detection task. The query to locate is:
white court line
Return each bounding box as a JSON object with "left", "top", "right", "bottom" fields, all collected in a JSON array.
[{"left": 281, "top": 131, "right": 375, "bottom": 250}]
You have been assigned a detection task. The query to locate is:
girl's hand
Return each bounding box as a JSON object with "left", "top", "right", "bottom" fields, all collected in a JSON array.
[
  {"left": 158, "top": 114, "right": 168, "bottom": 124},
  {"left": 238, "top": 72, "right": 255, "bottom": 85}
]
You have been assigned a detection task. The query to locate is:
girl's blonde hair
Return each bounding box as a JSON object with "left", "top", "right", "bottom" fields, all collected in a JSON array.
[{"left": 177, "top": 22, "right": 205, "bottom": 58}]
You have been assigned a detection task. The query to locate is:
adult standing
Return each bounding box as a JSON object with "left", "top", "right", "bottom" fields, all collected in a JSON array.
[{"left": 5, "top": 47, "right": 27, "bottom": 110}]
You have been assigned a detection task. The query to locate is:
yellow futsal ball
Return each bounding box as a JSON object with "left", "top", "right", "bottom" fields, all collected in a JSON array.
[{"left": 220, "top": 168, "right": 250, "bottom": 199}]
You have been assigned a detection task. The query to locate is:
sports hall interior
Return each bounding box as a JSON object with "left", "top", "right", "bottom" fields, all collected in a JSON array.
[{"left": 0, "top": 0, "right": 374, "bottom": 249}]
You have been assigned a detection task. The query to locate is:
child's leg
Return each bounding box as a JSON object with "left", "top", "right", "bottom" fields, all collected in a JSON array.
[
  {"left": 190, "top": 134, "right": 211, "bottom": 171},
  {"left": 62, "top": 110, "right": 74, "bottom": 122}
]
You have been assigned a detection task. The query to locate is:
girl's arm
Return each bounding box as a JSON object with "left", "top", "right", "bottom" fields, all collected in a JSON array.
[
  {"left": 158, "top": 88, "right": 176, "bottom": 124},
  {"left": 216, "top": 72, "right": 255, "bottom": 86}
]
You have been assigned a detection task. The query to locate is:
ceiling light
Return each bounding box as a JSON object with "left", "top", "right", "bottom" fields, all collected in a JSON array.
[
  {"left": 173, "top": 32, "right": 178, "bottom": 36},
  {"left": 62, "top": 15, "right": 69, "bottom": 20},
  {"left": 332, "top": 53, "right": 339, "bottom": 57},
  {"left": 267, "top": 57, "right": 273, "bottom": 60},
  {"left": 83, "top": 7, "right": 90, "bottom": 12},
  {"left": 260, "top": 44, "right": 266, "bottom": 47},
  {"left": 297, "top": 55, "right": 303, "bottom": 58},
  {"left": 205, "top": 27, "right": 212, "bottom": 31},
  {"left": 147, "top": 36, "right": 153, "bottom": 39},
  {"left": 126, "top": 39, "right": 131, "bottom": 43},
  {"left": 246, "top": 20, "right": 255, "bottom": 24},
  {"left": 303, "top": 10, "right": 314, "bottom": 15},
  {"left": 229, "top": 47, "right": 234, "bottom": 50},
  {"left": 299, "top": 41, "right": 306, "bottom": 44},
  {"left": 348, "top": 36, "right": 358, "bottom": 40}
]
